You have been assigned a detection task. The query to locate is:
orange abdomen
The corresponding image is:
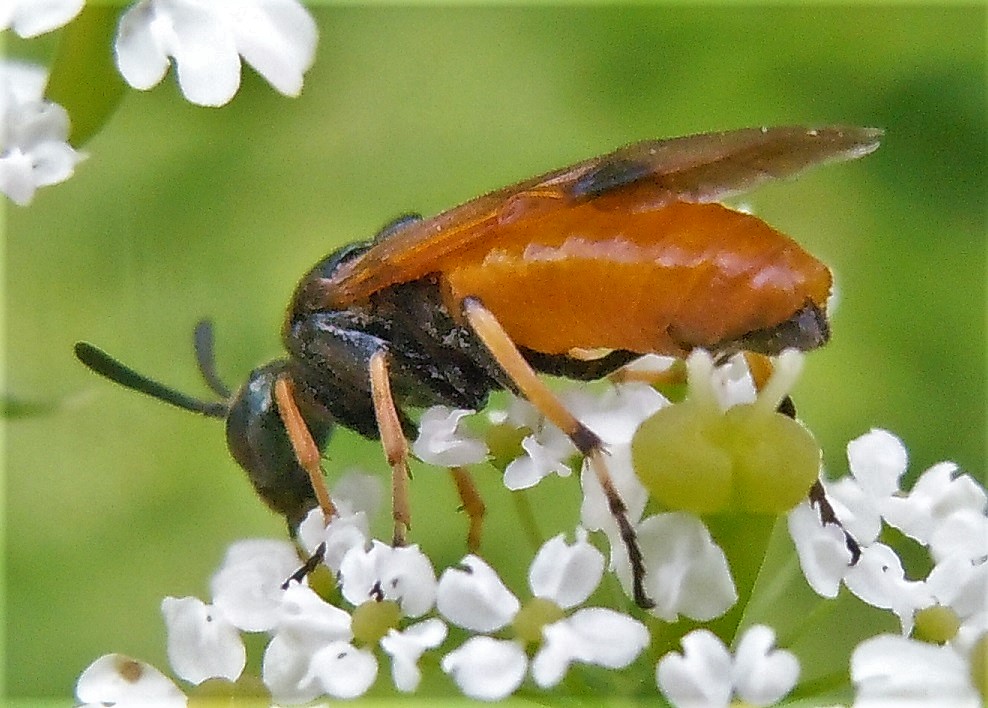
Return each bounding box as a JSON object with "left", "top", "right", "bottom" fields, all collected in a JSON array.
[{"left": 439, "top": 201, "right": 832, "bottom": 356}]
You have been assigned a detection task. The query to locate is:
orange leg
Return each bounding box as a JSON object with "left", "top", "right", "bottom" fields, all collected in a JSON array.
[
  {"left": 463, "top": 296, "right": 654, "bottom": 609},
  {"left": 743, "top": 351, "right": 774, "bottom": 391},
  {"left": 368, "top": 350, "right": 412, "bottom": 547},
  {"left": 273, "top": 376, "right": 336, "bottom": 522},
  {"left": 450, "top": 466, "right": 486, "bottom": 552}
]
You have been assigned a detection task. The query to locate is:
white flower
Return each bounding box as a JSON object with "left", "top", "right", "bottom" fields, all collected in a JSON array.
[
  {"left": 161, "top": 596, "right": 245, "bottom": 685},
  {"left": 114, "top": 0, "right": 317, "bottom": 107},
  {"left": 580, "top": 444, "right": 649, "bottom": 541},
  {"left": 0, "top": 0, "right": 83, "bottom": 37},
  {"left": 883, "top": 461, "right": 986, "bottom": 549},
  {"left": 262, "top": 583, "right": 373, "bottom": 703},
  {"left": 656, "top": 626, "right": 800, "bottom": 708},
  {"left": 851, "top": 633, "right": 983, "bottom": 707},
  {"left": 573, "top": 366, "right": 735, "bottom": 618},
  {"left": 497, "top": 381, "right": 665, "bottom": 491},
  {"left": 380, "top": 617, "right": 448, "bottom": 692},
  {"left": 788, "top": 498, "right": 856, "bottom": 598},
  {"left": 76, "top": 654, "right": 186, "bottom": 707},
  {"left": 338, "top": 540, "right": 438, "bottom": 618},
  {"left": 0, "top": 61, "right": 84, "bottom": 205},
  {"left": 337, "top": 541, "right": 446, "bottom": 692},
  {"left": 503, "top": 433, "right": 574, "bottom": 489},
  {"left": 412, "top": 406, "right": 488, "bottom": 467},
  {"left": 437, "top": 530, "right": 649, "bottom": 700},
  {"left": 614, "top": 512, "right": 737, "bottom": 622},
  {"left": 925, "top": 554, "right": 988, "bottom": 625},
  {"left": 209, "top": 538, "right": 302, "bottom": 632},
  {"left": 788, "top": 429, "right": 988, "bottom": 634},
  {"left": 441, "top": 636, "right": 528, "bottom": 702},
  {"left": 263, "top": 542, "right": 446, "bottom": 699},
  {"left": 297, "top": 504, "right": 370, "bottom": 573},
  {"left": 295, "top": 470, "right": 382, "bottom": 571},
  {"left": 843, "top": 543, "right": 933, "bottom": 634}
]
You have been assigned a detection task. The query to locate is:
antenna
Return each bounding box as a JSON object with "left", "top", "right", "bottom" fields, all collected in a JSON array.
[
  {"left": 193, "top": 319, "right": 233, "bottom": 399},
  {"left": 74, "top": 342, "right": 228, "bottom": 419}
]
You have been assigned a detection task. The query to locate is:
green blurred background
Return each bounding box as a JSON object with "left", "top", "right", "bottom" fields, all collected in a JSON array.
[{"left": 4, "top": 5, "right": 985, "bottom": 701}]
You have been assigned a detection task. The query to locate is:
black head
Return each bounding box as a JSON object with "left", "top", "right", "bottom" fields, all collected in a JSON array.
[{"left": 74, "top": 320, "right": 333, "bottom": 531}]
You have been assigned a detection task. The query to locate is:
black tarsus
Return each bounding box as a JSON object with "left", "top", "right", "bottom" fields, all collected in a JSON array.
[
  {"left": 281, "top": 542, "right": 327, "bottom": 589},
  {"left": 810, "top": 480, "right": 862, "bottom": 564},
  {"left": 779, "top": 395, "right": 862, "bottom": 564}
]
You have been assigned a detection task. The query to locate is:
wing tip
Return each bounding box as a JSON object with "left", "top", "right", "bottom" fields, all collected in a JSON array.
[{"left": 803, "top": 125, "right": 884, "bottom": 161}]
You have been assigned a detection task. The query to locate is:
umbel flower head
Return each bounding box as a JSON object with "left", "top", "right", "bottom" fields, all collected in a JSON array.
[{"left": 75, "top": 352, "right": 987, "bottom": 704}]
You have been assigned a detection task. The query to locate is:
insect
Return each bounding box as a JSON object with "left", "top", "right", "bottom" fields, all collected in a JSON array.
[{"left": 75, "top": 125, "right": 882, "bottom": 608}]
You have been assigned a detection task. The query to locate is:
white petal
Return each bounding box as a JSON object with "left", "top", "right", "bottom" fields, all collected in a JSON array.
[
  {"left": 787, "top": 500, "right": 852, "bottom": 598},
  {"left": 436, "top": 555, "right": 519, "bottom": 632},
  {"left": 851, "top": 634, "right": 979, "bottom": 706},
  {"left": 262, "top": 633, "right": 322, "bottom": 705},
  {"left": 76, "top": 654, "right": 186, "bottom": 707},
  {"left": 272, "top": 584, "right": 352, "bottom": 650},
  {"left": 532, "top": 608, "right": 648, "bottom": 687},
  {"left": 712, "top": 352, "right": 759, "bottom": 408},
  {"left": 0, "top": 97, "right": 82, "bottom": 205},
  {"left": 164, "top": 1, "right": 241, "bottom": 106},
  {"left": 306, "top": 642, "right": 377, "bottom": 699},
  {"left": 656, "top": 630, "right": 733, "bottom": 708},
  {"left": 844, "top": 543, "right": 932, "bottom": 633},
  {"left": 332, "top": 469, "right": 383, "bottom": 520},
  {"left": 6, "top": 99, "right": 70, "bottom": 146},
  {"left": 226, "top": 0, "right": 317, "bottom": 97},
  {"left": 10, "top": 0, "right": 84, "bottom": 38},
  {"left": 580, "top": 444, "right": 648, "bottom": 533},
  {"left": 161, "top": 596, "right": 245, "bottom": 685},
  {"left": 441, "top": 637, "right": 527, "bottom": 701},
  {"left": 0, "top": 60, "right": 46, "bottom": 104},
  {"left": 730, "top": 625, "right": 800, "bottom": 705},
  {"left": 929, "top": 508, "right": 988, "bottom": 564},
  {"left": 926, "top": 555, "right": 988, "bottom": 620},
  {"left": 412, "top": 406, "right": 488, "bottom": 467},
  {"left": 503, "top": 434, "right": 572, "bottom": 490},
  {"left": 528, "top": 529, "right": 603, "bottom": 608},
  {"left": 847, "top": 429, "right": 908, "bottom": 499},
  {"left": 210, "top": 539, "right": 302, "bottom": 632},
  {"left": 296, "top": 505, "right": 370, "bottom": 571},
  {"left": 380, "top": 618, "right": 448, "bottom": 692},
  {"left": 564, "top": 381, "right": 667, "bottom": 445},
  {"left": 0, "top": 150, "right": 38, "bottom": 205},
  {"left": 114, "top": 1, "right": 171, "bottom": 90},
  {"left": 339, "top": 541, "right": 437, "bottom": 617},
  {"left": 827, "top": 476, "right": 883, "bottom": 544},
  {"left": 628, "top": 513, "right": 736, "bottom": 622},
  {"left": 880, "top": 462, "right": 963, "bottom": 542},
  {"left": 27, "top": 139, "right": 83, "bottom": 186}
]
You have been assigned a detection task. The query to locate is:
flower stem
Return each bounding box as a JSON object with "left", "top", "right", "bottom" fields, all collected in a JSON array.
[{"left": 511, "top": 489, "right": 544, "bottom": 553}]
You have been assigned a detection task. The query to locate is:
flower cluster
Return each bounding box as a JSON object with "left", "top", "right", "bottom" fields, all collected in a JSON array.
[
  {"left": 75, "top": 351, "right": 988, "bottom": 704},
  {"left": 0, "top": 61, "right": 84, "bottom": 205},
  {"left": 2, "top": 0, "right": 318, "bottom": 205}
]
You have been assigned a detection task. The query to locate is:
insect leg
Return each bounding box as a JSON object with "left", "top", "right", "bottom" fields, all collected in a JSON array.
[
  {"left": 462, "top": 296, "right": 655, "bottom": 609},
  {"left": 273, "top": 376, "right": 337, "bottom": 522},
  {"left": 368, "top": 350, "right": 412, "bottom": 547},
  {"left": 450, "top": 466, "right": 486, "bottom": 552}
]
